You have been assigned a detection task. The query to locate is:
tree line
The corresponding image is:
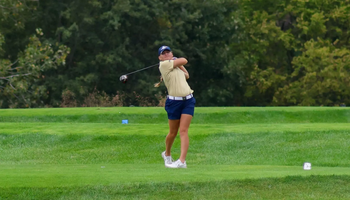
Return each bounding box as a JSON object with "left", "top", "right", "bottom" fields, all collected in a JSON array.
[{"left": 1, "top": 0, "right": 350, "bottom": 108}]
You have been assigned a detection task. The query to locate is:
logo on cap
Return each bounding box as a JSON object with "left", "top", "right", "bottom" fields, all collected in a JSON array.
[{"left": 158, "top": 46, "right": 171, "bottom": 55}]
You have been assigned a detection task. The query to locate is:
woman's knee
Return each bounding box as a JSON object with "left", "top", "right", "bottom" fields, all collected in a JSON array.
[
  {"left": 179, "top": 129, "right": 188, "bottom": 136},
  {"left": 168, "top": 131, "right": 178, "bottom": 137}
]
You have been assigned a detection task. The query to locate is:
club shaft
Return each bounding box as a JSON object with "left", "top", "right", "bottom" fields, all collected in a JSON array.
[{"left": 124, "top": 63, "right": 159, "bottom": 76}]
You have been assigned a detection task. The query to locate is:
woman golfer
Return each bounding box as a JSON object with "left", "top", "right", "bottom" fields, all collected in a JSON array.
[{"left": 157, "top": 46, "right": 195, "bottom": 168}]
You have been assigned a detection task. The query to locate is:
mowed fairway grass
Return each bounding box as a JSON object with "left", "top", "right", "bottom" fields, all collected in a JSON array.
[{"left": 0, "top": 107, "right": 350, "bottom": 199}]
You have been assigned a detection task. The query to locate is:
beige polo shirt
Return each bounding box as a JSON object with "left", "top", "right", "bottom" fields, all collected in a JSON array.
[{"left": 159, "top": 60, "right": 193, "bottom": 97}]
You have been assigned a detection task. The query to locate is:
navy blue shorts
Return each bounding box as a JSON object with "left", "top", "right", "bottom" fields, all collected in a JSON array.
[{"left": 165, "top": 96, "right": 196, "bottom": 120}]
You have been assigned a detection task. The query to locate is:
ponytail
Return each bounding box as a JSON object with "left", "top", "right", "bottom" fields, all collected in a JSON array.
[{"left": 154, "top": 76, "right": 163, "bottom": 87}]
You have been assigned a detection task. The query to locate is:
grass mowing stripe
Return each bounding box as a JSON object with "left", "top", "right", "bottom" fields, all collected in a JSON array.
[
  {"left": 1, "top": 123, "right": 350, "bottom": 135},
  {"left": 0, "top": 164, "right": 349, "bottom": 187},
  {"left": 194, "top": 131, "right": 350, "bottom": 167},
  {"left": 2, "top": 107, "right": 350, "bottom": 124},
  {"left": 1, "top": 175, "right": 349, "bottom": 200},
  {"left": 1, "top": 130, "right": 349, "bottom": 167}
]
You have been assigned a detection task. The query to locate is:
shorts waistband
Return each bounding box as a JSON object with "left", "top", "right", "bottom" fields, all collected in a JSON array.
[{"left": 167, "top": 94, "right": 193, "bottom": 101}]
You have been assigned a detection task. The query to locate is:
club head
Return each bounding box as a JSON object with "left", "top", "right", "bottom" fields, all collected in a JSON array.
[{"left": 120, "top": 75, "right": 128, "bottom": 83}]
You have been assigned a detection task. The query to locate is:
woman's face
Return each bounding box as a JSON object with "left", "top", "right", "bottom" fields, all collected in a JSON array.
[{"left": 158, "top": 50, "right": 173, "bottom": 61}]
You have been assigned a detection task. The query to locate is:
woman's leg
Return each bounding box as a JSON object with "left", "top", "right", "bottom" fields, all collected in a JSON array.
[
  {"left": 166, "top": 119, "right": 180, "bottom": 156},
  {"left": 178, "top": 114, "right": 193, "bottom": 163}
]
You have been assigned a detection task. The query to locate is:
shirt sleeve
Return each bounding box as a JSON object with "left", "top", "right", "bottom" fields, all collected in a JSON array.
[{"left": 159, "top": 60, "right": 174, "bottom": 75}]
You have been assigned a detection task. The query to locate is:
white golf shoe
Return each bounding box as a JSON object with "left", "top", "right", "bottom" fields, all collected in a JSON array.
[
  {"left": 165, "top": 159, "right": 187, "bottom": 168},
  {"left": 161, "top": 151, "right": 173, "bottom": 165}
]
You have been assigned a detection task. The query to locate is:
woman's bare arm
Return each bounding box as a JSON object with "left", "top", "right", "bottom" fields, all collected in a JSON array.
[
  {"left": 173, "top": 58, "right": 187, "bottom": 67},
  {"left": 178, "top": 65, "right": 189, "bottom": 79}
]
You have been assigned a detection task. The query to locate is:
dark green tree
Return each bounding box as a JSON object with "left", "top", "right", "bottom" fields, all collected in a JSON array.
[
  {"left": 223, "top": 0, "right": 350, "bottom": 106},
  {"left": 0, "top": 0, "right": 69, "bottom": 108}
]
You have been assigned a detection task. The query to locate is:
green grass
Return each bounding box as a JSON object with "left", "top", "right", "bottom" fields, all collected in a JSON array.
[
  {"left": 1, "top": 106, "right": 350, "bottom": 123},
  {"left": 0, "top": 128, "right": 349, "bottom": 166},
  {"left": 0, "top": 107, "right": 350, "bottom": 199},
  {"left": 1, "top": 176, "right": 349, "bottom": 200},
  {"left": 1, "top": 164, "right": 350, "bottom": 187}
]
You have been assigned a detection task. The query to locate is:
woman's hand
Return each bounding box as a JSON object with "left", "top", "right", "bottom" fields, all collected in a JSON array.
[
  {"left": 179, "top": 66, "right": 190, "bottom": 79},
  {"left": 173, "top": 57, "right": 189, "bottom": 78},
  {"left": 183, "top": 72, "right": 189, "bottom": 79}
]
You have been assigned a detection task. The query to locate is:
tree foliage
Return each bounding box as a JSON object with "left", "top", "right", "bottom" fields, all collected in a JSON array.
[
  {"left": 0, "top": 1, "right": 69, "bottom": 107},
  {"left": 0, "top": 29, "right": 69, "bottom": 107},
  {"left": 1, "top": 0, "right": 350, "bottom": 107},
  {"left": 224, "top": 0, "right": 350, "bottom": 106}
]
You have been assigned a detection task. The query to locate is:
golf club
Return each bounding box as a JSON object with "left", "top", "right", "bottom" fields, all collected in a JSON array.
[{"left": 119, "top": 63, "right": 159, "bottom": 83}]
